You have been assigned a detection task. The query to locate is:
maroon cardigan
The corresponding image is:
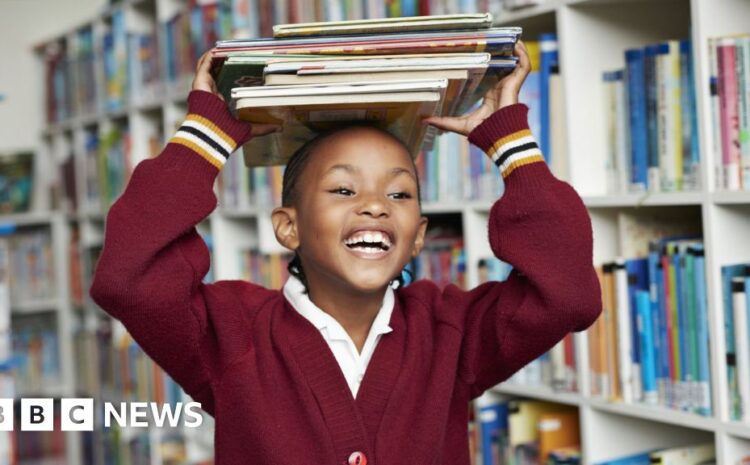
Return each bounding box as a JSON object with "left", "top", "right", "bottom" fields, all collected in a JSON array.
[{"left": 90, "top": 90, "right": 601, "bottom": 465}]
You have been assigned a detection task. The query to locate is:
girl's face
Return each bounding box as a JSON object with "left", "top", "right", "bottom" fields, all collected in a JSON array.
[{"left": 275, "top": 127, "right": 428, "bottom": 295}]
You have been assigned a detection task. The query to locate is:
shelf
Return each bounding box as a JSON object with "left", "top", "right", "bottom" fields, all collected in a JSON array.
[
  {"left": 724, "top": 421, "right": 750, "bottom": 440},
  {"left": 491, "top": 383, "right": 584, "bottom": 406},
  {"left": 16, "top": 381, "right": 70, "bottom": 398},
  {"left": 0, "top": 211, "right": 58, "bottom": 227},
  {"left": 711, "top": 190, "right": 750, "bottom": 205},
  {"left": 219, "top": 206, "right": 260, "bottom": 219},
  {"left": 492, "top": 0, "right": 563, "bottom": 24},
  {"left": 587, "top": 397, "right": 719, "bottom": 432},
  {"left": 582, "top": 191, "right": 705, "bottom": 208},
  {"left": 11, "top": 297, "right": 60, "bottom": 314}
]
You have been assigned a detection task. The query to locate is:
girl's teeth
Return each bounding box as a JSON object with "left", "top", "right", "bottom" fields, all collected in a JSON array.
[{"left": 364, "top": 233, "right": 373, "bottom": 243}]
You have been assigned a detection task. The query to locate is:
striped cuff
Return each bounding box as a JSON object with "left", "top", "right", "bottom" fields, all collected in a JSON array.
[
  {"left": 169, "top": 90, "right": 252, "bottom": 170},
  {"left": 468, "top": 104, "right": 545, "bottom": 178}
]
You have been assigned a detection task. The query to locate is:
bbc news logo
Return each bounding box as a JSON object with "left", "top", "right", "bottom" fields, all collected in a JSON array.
[{"left": 0, "top": 399, "right": 204, "bottom": 431}]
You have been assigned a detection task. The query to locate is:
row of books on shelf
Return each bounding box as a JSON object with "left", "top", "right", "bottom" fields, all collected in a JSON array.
[
  {"left": 11, "top": 324, "right": 61, "bottom": 395},
  {"left": 60, "top": 126, "right": 138, "bottom": 214},
  {"left": 44, "top": 0, "right": 499, "bottom": 122},
  {"left": 0, "top": 152, "right": 34, "bottom": 215},
  {"left": 44, "top": 2, "right": 231, "bottom": 121},
  {"left": 471, "top": 394, "right": 724, "bottom": 465},
  {"left": 709, "top": 35, "right": 750, "bottom": 191},
  {"left": 219, "top": 156, "right": 284, "bottom": 210},
  {"left": 723, "top": 262, "right": 750, "bottom": 423},
  {"left": 14, "top": 399, "right": 66, "bottom": 463},
  {"left": 0, "top": 231, "right": 57, "bottom": 306},
  {"left": 588, "top": 238, "right": 713, "bottom": 417},
  {"left": 406, "top": 228, "right": 466, "bottom": 288},
  {"left": 470, "top": 397, "right": 582, "bottom": 465},
  {"left": 602, "top": 38, "right": 701, "bottom": 195}
]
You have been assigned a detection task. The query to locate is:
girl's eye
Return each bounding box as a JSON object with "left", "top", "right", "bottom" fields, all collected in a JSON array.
[
  {"left": 389, "top": 192, "right": 412, "bottom": 200},
  {"left": 330, "top": 187, "right": 354, "bottom": 196}
]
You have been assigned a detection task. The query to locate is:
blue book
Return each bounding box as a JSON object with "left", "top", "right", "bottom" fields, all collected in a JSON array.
[
  {"left": 539, "top": 33, "right": 558, "bottom": 163},
  {"left": 637, "top": 289, "right": 657, "bottom": 403},
  {"left": 626, "top": 258, "right": 649, "bottom": 390},
  {"left": 691, "top": 244, "right": 711, "bottom": 416},
  {"left": 672, "top": 243, "right": 689, "bottom": 411},
  {"left": 478, "top": 398, "right": 509, "bottom": 465},
  {"left": 625, "top": 49, "right": 648, "bottom": 190},
  {"left": 647, "top": 241, "right": 664, "bottom": 403},
  {"left": 644, "top": 44, "right": 663, "bottom": 190},
  {"left": 680, "top": 39, "right": 700, "bottom": 189},
  {"left": 520, "top": 70, "right": 541, "bottom": 143}
]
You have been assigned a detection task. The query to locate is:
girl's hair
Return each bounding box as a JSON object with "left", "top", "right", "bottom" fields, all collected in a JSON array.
[{"left": 281, "top": 122, "right": 422, "bottom": 293}]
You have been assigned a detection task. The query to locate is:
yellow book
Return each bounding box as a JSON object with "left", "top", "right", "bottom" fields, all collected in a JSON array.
[{"left": 272, "top": 13, "right": 494, "bottom": 38}]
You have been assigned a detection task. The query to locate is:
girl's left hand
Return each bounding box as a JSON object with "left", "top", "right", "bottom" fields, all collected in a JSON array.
[{"left": 421, "top": 40, "right": 531, "bottom": 137}]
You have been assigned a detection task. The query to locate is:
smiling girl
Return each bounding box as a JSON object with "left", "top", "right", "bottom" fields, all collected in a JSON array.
[{"left": 90, "top": 41, "right": 601, "bottom": 465}]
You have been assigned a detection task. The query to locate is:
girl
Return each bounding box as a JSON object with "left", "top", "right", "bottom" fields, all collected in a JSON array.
[{"left": 90, "top": 41, "right": 601, "bottom": 465}]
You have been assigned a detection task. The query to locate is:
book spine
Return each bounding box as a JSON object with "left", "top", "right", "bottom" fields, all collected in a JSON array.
[
  {"left": 539, "top": 33, "right": 558, "bottom": 164},
  {"left": 616, "top": 260, "right": 635, "bottom": 403},
  {"left": 693, "top": 247, "right": 711, "bottom": 415},
  {"left": 645, "top": 45, "right": 661, "bottom": 191},
  {"left": 625, "top": 49, "right": 648, "bottom": 192},
  {"left": 740, "top": 37, "right": 750, "bottom": 190},
  {"left": 717, "top": 38, "right": 742, "bottom": 190}
]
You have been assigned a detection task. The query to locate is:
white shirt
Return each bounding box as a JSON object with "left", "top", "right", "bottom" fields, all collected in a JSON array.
[{"left": 282, "top": 274, "right": 395, "bottom": 399}]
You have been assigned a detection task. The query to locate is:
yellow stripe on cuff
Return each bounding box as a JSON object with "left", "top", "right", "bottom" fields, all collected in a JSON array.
[
  {"left": 171, "top": 137, "right": 224, "bottom": 170},
  {"left": 501, "top": 154, "right": 545, "bottom": 178},
  {"left": 487, "top": 129, "right": 533, "bottom": 157},
  {"left": 186, "top": 114, "right": 237, "bottom": 150}
]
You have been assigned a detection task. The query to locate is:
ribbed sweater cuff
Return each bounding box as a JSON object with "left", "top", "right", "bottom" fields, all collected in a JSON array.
[
  {"left": 167, "top": 90, "right": 253, "bottom": 170},
  {"left": 467, "top": 103, "right": 546, "bottom": 180}
]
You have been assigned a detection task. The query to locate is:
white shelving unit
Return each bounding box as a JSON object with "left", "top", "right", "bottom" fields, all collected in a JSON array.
[
  {"left": 487, "top": 1, "right": 750, "bottom": 464},
  {"left": 24, "top": 0, "right": 750, "bottom": 463}
]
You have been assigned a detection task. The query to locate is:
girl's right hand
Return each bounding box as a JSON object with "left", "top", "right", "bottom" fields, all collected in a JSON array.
[{"left": 192, "top": 50, "right": 282, "bottom": 137}]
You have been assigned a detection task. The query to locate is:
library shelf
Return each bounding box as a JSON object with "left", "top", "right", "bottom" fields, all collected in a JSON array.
[
  {"left": 11, "top": 297, "right": 61, "bottom": 315},
  {"left": 711, "top": 190, "right": 750, "bottom": 205},
  {"left": 582, "top": 191, "right": 706, "bottom": 208},
  {"left": 492, "top": 382, "right": 584, "bottom": 406}
]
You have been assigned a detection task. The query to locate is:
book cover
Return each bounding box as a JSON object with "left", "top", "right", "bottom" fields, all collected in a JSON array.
[{"left": 233, "top": 79, "right": 446, "bottom": 167}]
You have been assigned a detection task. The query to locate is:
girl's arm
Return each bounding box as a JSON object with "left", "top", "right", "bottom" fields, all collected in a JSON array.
[
  {"left": 89, "top": 53, "right": 280, "bottom": 413},
  {"left": 423, "top": 41, "right": 601, "bottom": 399},
  {"left": 453, "top": 104, "right": 602, "bottom": 399}
]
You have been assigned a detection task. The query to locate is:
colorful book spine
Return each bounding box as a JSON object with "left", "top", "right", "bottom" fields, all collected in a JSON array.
[
  {"left": 625, "top": 49, "right": 648, "bottom": 191},
  {"left": 539, "top": 33, "right": 558, "bottom": 164},
  {"left": 717, "top": 37, "right": 742, "bottom": 190}
]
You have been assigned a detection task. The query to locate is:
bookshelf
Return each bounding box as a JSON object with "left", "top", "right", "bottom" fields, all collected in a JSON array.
[{"left": 22, "top": 0, "right": 750, "bottom": 463}]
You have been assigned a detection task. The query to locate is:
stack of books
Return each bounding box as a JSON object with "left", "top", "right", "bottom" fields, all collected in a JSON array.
[{"left": 209, "top": 13, "right": 521, "bottom": 167}]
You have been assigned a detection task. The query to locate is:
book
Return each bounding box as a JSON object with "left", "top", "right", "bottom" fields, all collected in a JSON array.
[
  {"left": 0, "top": 152, "right": 34, "bottom": 214},
  {"left": 212, "top": 15, "right": 521, "bottom": 168},
  {"left": 272, "top": 13, "right": 495, "bottom": 37},
  {"left": 233, "top": 78, "right": 447, "bottom": 166}
]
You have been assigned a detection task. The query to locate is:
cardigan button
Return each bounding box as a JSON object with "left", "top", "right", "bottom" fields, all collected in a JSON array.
[{"left": 348, "top": 451, "right": 367, "bottom": 465}]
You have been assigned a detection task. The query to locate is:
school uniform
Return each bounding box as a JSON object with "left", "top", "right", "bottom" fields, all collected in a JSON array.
[{"left": 90, "top": 90, "right": 601, "bottom": 465}]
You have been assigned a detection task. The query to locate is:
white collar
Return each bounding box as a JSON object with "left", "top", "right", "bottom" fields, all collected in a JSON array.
[{"left": 282, "top": 274, "right": 394, "bottom": 342}]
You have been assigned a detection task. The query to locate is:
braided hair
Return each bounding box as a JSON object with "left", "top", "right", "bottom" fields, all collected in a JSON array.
[{"left": 281, "top": 122, "right": 421, "bottom": 293}]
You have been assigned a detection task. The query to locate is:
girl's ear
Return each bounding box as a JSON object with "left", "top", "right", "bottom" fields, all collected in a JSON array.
[
  {"left": 411, "top": 216, "right": 429, "bottom": 257},
  {"left": 271, "top": 207, "right": 300, "bottom": 250}
]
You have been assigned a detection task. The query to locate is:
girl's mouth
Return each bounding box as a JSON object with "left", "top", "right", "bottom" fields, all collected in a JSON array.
[{"left": 343, "top": 230, "right": 393, "bottom": 259}]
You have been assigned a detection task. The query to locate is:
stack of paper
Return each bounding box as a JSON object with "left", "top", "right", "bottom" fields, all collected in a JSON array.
[{"left": 210, "top": 13, "right": 521, "bottom": 166}]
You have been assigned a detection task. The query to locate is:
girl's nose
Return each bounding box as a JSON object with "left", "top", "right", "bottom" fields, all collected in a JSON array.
[{"left": 357, "top": 193, "right": 389, "bottom": 217}]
